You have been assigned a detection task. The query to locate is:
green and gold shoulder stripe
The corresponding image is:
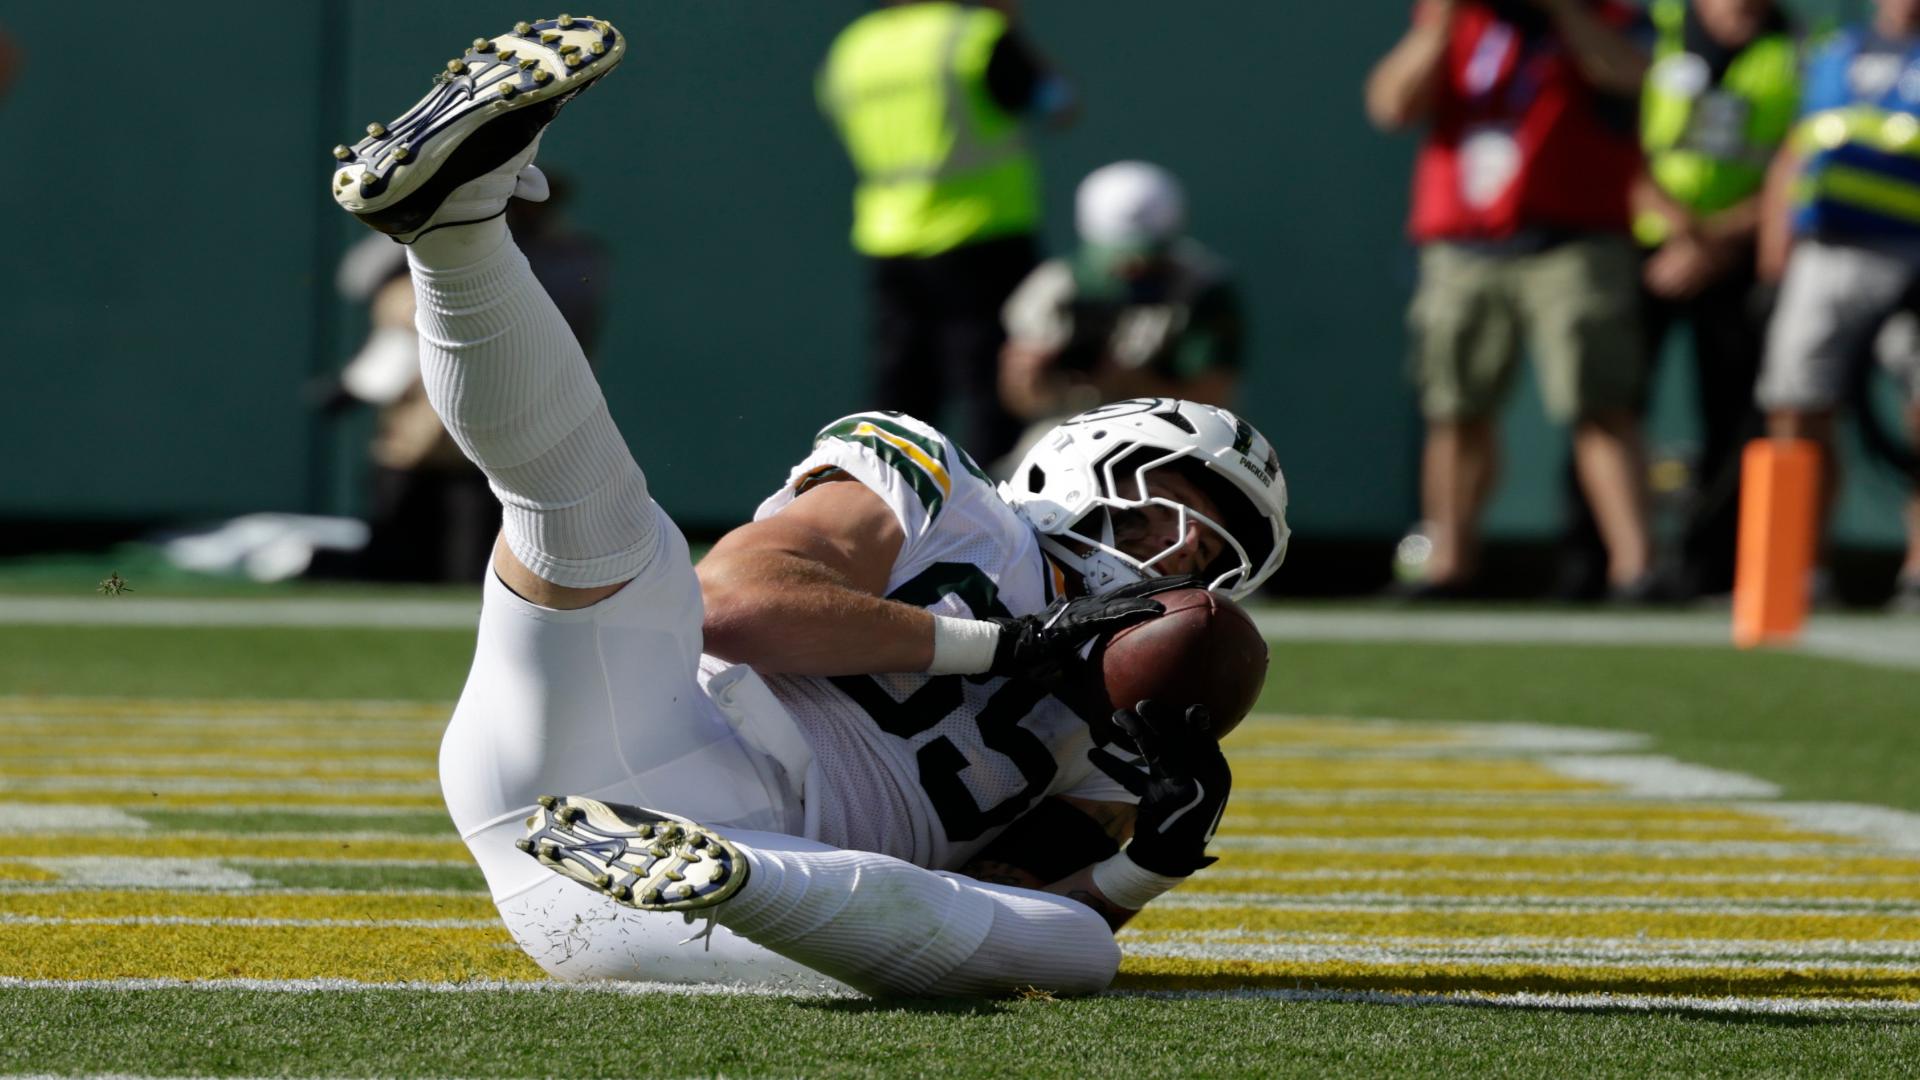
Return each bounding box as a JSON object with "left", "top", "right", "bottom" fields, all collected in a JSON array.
[{"left": 814, "top": 414, "right": 954, "bottom": 520}]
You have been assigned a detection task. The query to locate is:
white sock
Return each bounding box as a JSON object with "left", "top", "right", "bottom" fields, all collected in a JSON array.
[
  {"left": 938, "top": 882, "right": 1121, "bottom": 996},
  {"left": 408, "top": 224, "right": 655, "bottom": 588},
  {"left": 717, "top": 841, "right": 1119, "bottom": 997}
]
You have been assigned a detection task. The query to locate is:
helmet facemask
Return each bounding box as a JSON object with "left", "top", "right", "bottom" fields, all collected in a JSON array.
[
  {"left": 1044, "top": 447, "right": 1270, "bottom": 597},
  {"left": 1004, "top": 398, "right": 1291, "bottom": 601}
]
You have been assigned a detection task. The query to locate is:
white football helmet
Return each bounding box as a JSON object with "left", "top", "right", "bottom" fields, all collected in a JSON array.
[{"left": 1000, "top": 398, "right": 1290, "bottom": 600}]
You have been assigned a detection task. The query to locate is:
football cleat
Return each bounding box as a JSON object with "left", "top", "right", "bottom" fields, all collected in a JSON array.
[
  {"left": 328, "top": 16, "right": 625, "bottom": 242},
  {"left": 519, "top": 795, "right": 749, "bottom": 913}
]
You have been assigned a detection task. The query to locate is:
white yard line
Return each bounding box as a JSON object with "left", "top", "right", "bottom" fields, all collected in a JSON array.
[
  {"left": 1536, "top": 756, "right": 1782, "bottom": 800},
  {"left": 0, "top": 976, "right": 1908, "bottom": 1015},
  {"left": 1151, "top": 892, "right": 1920, "bottom": 918},
  {"left": 1198, "top": 867, "right": 1920, "bottom": 886},
  {"left": 1115, "top": 986, "right": 1920, "bottom": 1014},
  {"left": 0, "top": 776, "right": 438, "bottom": 796},
  {"left": 6, "top": 599, "right": 1916, "bottom": 670},
  {"left": 0, "top": 914, "right": 498, "bottom": 929},
  {"left": 0, "top": 975, "right": 850, "bottom": 997},
  {"left": 1212, "top": 835, "right": 1904, "bottom": 858},
  {"left": 1122, "top": 941, "right": 1917, "bottom": 972},
  {"left": 1151, "top": 891, "right": 1920, "bottom": 915},
  {"left": 0, "top": 598, "right": 479, "bottom": 629},
  {"left": 1126, "top": 929, "right": 1920, "bottom": 959}
]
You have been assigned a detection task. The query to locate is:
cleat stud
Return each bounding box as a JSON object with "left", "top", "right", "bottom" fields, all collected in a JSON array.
[
  {"left": 643, "top": 888, "right": 664, "bottom": 904},
  {"left": 688, "top": 835, "right": 708, "bottom": 849},
  {"left": 663, "top": 869, "right": 686, "bottom": 882},
  {"left": 648, "top": 844, "right": 669, "bottom": 859},
  {"left": 557, "top": 805, "right": 581, "bottom": 824},
  {"left": 496, "top": 47, "right": 516, "bottom": 61},
  {"left": 534, "top": 68, "right": 553, "bottom": 84},
  {"left": 331, "top": 144, "right": 352, "bottom": 160},
  {"left": 473, "top": 37, "right": 495, "bottom": 52},
  {"left": 559, "top": 43, "right": 580, "bottom": 55},
  {"left": 672, "top": 883, "right": 694, "bottom": 900},
  {"left": 558, "top": 14, "right": 575, "bottom": 28},
  {"left": 519, "top": 57, "right": 538, "bottom": 70},
  {"left": 595, "top": 872, "right": 613, "bottom": 889},
  {"left": 537, "top": 841, "right": 560, "bottom": 859},
  {"left": 589, "top": 41, "right": 607, "bottom": 56},
  {"left": 514, "top": 21, "right": 533, "bottom": 35},
  {"left": 564, "top": 53, "right": 582, "bottom": 68},
  {"left": 635, "top": 824, "right": 654, "bottom": 839},
  {"left": 447, "top": 59, "right": 468, "bottom": 74},
  {"left": 541, "top": 30, "right": 561, "bottom": 44},
  {"left": 537, "top": 795, "right": 558, "bottom": 809},
  {"left": 497, "top": 83, "right": 518, "bottom": 99},
  {"left": 366, "top": 121, "right": 387, "bottom": 138},
  {"left": 611, "top": 884, "right": 632, "bottom": 901},
  {"left": 514, "top": 837, "right": 534, "bottom": 852},
  {"left": 390, "top": 146, "right": 410, "bottom": 162}
]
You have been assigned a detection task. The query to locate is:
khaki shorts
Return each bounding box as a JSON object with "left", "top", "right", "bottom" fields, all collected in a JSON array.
[
  {"left": 1760, "top": 239, "right": 1920, "bottom": 412},
  {"left": 1409, "top": 237, "right": 1645, "bottom": 423}
]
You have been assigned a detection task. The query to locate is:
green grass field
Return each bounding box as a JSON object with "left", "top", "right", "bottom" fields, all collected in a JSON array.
[{"left": 2, "top": 600, "right": 1918, "bottom": 1077}]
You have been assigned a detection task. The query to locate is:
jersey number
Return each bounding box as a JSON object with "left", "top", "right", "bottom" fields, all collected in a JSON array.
[{"left": 829, "top": 563, "right": 1059, "bottom": 842}]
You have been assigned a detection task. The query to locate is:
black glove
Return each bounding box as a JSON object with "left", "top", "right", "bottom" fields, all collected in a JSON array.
[
  {"left": 983, "top": 574, "right": 1200, "bottom": 686},
  {"left": 1113, "top": 700, "right": 1231, "bottom": 877}
]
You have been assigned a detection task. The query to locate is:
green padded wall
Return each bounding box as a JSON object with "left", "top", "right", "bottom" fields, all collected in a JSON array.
[{"left": 0, "top": 1, "right": 1900, "bottom": 546}]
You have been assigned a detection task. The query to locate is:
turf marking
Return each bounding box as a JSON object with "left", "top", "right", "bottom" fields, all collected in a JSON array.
[
  {"left": 1114, "top": 986, "right": 1920, "bottom": 1014},
  {"left": 5, "top": 696, "right": 1918, "bottom": 1009},
  {"left": 1743, "top": 802, "right": 1920, "bottom": 851},
  {"left": 1213, "top": 835, "right": 1889, "bottom": 858},
  {"left": 0, "top": 915, "right": 500, "bottom": 929},
  {"left": 0, "top": 776, "right": 439, "bottom": 797},
  {"left": 0, "top": 977, "right": 1912, "bottom": 1016},
  {"left": 1127, "top": 928, "right": 1920, "bottom": 960},
  {"left": 1538, "top": 755, "right": 1781, "bottom": 799},
  {"left": 0, "top": 975, "right": 852, "bottom": 997},
  {"left": 1152, "top": 892, "right": 1920, "bottom": 915},
  {"left": 0, "top": 804, "right": 149, "bottom": 833},
  {"left": 18, "top": 859, "right": 259, "bottom": 890}
]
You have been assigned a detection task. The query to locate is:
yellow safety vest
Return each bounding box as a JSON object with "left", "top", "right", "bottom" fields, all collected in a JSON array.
[
  {"left": 820, "top": 3, "right": 1040, "bottom": 258},
  {"left": 1637, "top": 0, "right": 1799, "bottom": 246}
]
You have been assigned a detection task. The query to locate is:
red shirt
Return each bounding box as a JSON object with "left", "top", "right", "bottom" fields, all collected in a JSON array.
[{"left": 1407, "top": 0, "right": 1641, "bottom": 243}]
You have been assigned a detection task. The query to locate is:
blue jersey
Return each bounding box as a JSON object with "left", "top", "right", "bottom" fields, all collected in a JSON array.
[{"left": 1794, "top": 28, "right": 1920, "bottom": 239}]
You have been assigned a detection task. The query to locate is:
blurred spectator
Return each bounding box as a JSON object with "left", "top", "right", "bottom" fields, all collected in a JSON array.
[
  {"left": 1564, "top": 0, "right": 1800, "bottom": 601},
  {"left": 308, "top": 236, "right": 498, "bottom": 583},
  {"left": 308, "top": 178, "right": 609, "bottom": 584},
  {"left": 1367, "top": 0, "right": 1655, "bottom": 600},
  {"left": 1755, "top": 0, "right": 1920, "bottom": 612},
  {"left": 997, "top": 162, "right": 1244, "bottom": 468},
  {"left": 508, "top": 172, "right": 611, "bottom": 358},
  {"left": 819, "top": 0, "right": 1076, "bottom": 464}
]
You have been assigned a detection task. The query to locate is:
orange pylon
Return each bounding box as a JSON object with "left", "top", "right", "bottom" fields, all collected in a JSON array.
[{"left": 1732, "top": 438, "right": 1820, "bottom": 649}]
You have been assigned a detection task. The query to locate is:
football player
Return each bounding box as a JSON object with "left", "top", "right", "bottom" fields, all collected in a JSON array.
[{"left": 331, "top": 17, "right": 1288, "bottom": 996}]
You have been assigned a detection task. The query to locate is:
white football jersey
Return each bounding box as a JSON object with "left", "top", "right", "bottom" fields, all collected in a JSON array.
[{"left": 738, "top": 411, "right": 1138, "bottom": 871}]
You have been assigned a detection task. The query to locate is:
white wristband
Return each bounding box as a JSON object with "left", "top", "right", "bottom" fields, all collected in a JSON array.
[
  {"left": 1089, "top": 851, "right": 1187, "bottom": 911},
  {"left": 929, "top": 616, "right": 1001, "bottom": 675}
]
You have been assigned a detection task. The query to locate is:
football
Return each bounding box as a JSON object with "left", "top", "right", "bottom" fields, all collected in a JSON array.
[{"left": 1090, "top": 588, "right": 1269, "bottom": 737}]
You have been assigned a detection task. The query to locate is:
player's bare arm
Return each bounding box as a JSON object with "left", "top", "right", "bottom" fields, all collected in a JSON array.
[
  {"left": 702, "top": 472, "right": 1198, "bottom": 678},
  {"left": 698, "top": 477, "right": 933, "bottom": 676}
]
